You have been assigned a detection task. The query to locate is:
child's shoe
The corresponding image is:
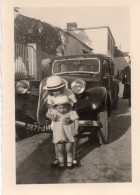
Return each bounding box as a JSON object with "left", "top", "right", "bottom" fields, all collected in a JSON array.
[
  {"left": 67, "top": 162, "right": 73, "bottom": 170},
  {"left": 51, "top": 159, "right": 59, "bottom": 169},
  {"left": 72, "top": 158, "right": 81, "bottom": 167},
  {"left": 58, "top": 162, "right": 65, "bottom": 171}
]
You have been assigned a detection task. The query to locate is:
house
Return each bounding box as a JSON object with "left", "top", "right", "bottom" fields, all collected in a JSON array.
[
  {"left": 114, "top": 47, "right": 130, "bottom": 76},
  {"left": 56, "top": 28, "right": 93, "bottom": 56},
  {"left": 66, "top": 23, "right": 115, "bottom": 60},
  {"left": 66, "top": 23, "right": 130, "bottom": 75}
]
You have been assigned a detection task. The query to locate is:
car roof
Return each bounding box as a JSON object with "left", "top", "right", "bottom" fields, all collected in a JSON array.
[{"left": 53, "top": 53, "right": 111, "bottom": 60}]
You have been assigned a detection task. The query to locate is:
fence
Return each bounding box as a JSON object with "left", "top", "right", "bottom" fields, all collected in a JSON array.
[
  {"left": 15, "top": 43, "right": 30, "bottom": 80},
  {"left": 15, "top": 42, "right": 55, "bottom": 80}
]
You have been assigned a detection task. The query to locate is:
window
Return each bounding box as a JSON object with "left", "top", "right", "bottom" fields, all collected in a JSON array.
[
  {"left": 108, "top": 36, "right": 110, "bottom": 51},
  {"left": 53, "top": 58, "right": 100, "bottom": 74},
  {"left": 109, "top": 60, "right": 114, "bottom": 76},
  {"left": 110, "top": 39, "right": 112, "bottom": 53},
  {"left": 103, "top": 59, "right": 110, "bottom": 76},
  {"left": 65, "top": 33, "right": 69, "bottom": 43}
]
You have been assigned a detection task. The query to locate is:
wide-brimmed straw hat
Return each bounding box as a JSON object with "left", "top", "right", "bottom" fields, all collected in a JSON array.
[
  {"left": 53, "top": 96, "right": 71, "bottom": 106},
  {"left": 43, "top": 76, "right": 65, "bottom": 90}
]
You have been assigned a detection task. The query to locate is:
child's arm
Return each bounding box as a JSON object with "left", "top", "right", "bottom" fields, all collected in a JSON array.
[
  {"left": 65, "top": 88, "right": 77, "bottom": 109},
  {"left": 74, "top": 119, "right": 79, "bottom": 135},
  {"left": 46, "top": 110, "right": 59, "bottom": 122},
  {"left": 46, "top": 112, "right": 55, "bottom": 121},
  {"left": 73, "top": 102, "right": 78, "bottom": 111},
  {"left": 69, "top": 111, "right": 79, "bottom": 136},
  {"left": 64, "top": 117, "right": 73, "bottom": 125}
]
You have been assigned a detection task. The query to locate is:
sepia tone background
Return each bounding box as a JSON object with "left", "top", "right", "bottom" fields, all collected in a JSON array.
[{"left": 1, "top": 0, "right": 140, "bottom": 195}]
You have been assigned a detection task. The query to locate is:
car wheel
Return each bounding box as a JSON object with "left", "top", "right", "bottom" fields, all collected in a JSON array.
[
  {"left": 98, "top": 106, "right": 110, "bottom": 144},
  {"left": 113, "top": 99, "right": 118, "bottom": 109},
  {"left": 112, "top": 87, "right": 119, "bottom": 109}
]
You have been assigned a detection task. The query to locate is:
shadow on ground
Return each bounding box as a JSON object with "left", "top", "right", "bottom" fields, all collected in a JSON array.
[
  {"left": 73, "top": 98, "right": 131, "bottom": 164},
  {"left": 17, "top": 134, "right": 62, "bottom": 184},
  {"left": 16, "top": 98, "right": 131, "bottom": 184},
  {"left": 108, "top": 97, "right": 131, "bottom": 143}
]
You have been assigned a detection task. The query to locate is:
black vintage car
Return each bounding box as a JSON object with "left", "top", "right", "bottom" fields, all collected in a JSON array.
[{"left": 16, "top": 53, "right": 119, "bottom": 144}]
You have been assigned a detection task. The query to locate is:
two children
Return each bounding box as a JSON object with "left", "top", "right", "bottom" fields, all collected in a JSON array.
[{"left": 43, "top": 76, "right": 79, "bottom": 169}]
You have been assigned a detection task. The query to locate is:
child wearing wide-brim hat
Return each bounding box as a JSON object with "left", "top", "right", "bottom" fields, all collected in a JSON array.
[
  {"left": 43, "top": 75, "right": 65, "bottom": 91},
  {"left": 44, "top": 76, "right": 79, "bottom": 168}
]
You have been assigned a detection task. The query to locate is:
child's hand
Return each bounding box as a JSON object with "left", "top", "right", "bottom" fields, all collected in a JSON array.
[
  {"left": 64, "top": 117, "right": 73, "bottom": 125},
  {"left": 54, "top": 115, "right": 60, "bottom": 122},
  {"left": 51, "top": 115, "right": 60, "bottom": 122}
]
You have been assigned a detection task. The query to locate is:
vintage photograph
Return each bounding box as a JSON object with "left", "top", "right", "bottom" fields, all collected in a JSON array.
[{"left": 15, "top": 7, "right": 131, "bottom": 184}]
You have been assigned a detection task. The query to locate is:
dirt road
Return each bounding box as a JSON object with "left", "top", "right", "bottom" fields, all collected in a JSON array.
[{"left": 16, "top": 83, "right": 131, "bottom": 183}]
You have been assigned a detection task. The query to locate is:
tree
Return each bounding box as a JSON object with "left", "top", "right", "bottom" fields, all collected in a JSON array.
[{"left": 14, "top": 14, "right": 62, "bottom": 55}]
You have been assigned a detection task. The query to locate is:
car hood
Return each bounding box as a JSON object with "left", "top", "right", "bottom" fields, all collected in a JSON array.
[{"left": 59, "top": 74, "right": 101, "bottom": 89}]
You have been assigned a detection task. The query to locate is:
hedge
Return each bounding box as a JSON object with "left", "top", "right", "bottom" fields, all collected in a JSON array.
[{"left": 14, "top": 14, "right": 62, "bottom": 55}]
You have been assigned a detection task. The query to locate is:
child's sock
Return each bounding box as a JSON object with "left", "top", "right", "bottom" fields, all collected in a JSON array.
[
  {"left": 67, "top": 157, "right": 73, "bottom": 169},
  {"left": 67, "top": 157, "right": 73, "bottom": 166},
  {"left": 58, "top": 157, "right": 64, "bottom": 167},
  {"left": 53, "top": 159, "right": 59, "bottom": 164}
]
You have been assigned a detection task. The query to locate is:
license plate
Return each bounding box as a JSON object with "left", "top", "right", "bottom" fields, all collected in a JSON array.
[{"left": 25, "top": 123, "right": 52, "bottom": 133}]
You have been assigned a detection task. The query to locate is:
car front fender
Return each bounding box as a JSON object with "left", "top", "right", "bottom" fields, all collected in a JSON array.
[{"left": 84, "top": 87, "right": 108, "bottom": 111}]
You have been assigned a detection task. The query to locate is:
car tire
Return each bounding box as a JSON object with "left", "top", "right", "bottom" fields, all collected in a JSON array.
[
  {"left": 112, "top": 86, "right": 119, "bottom": 109},
  {"left": 98, "top": 106, "right": 110, "bottom": 144},
  {"left": 113, "top": 99, "right": 118, "bottom": 109}
]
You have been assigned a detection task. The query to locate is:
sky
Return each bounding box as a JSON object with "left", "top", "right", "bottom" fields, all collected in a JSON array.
[{"left": 19, "top": 7, "right": 130, "bottom": 52}]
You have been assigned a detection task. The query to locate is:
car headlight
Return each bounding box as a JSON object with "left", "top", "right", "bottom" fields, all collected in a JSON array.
[
  {"left": 16, "top": 80, "right": 30, "bottom": 94},
  {"left": 71, "top": 79, "right": 86, "bottom": 94}
]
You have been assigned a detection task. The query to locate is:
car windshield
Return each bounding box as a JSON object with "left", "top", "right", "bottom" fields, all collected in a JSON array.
[{"left": 52, "top": 58, "right": 100, "bottom": 74}]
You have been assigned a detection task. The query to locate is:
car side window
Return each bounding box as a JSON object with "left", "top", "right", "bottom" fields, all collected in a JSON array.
[
  {"left": 109, "top": 60, "right": 114, "bottom": 76},
  {"left": 103, "top": 59, "right": 110, "bottom": 77}
]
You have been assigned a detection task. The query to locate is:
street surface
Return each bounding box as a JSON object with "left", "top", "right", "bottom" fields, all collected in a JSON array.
[{"left": 16, "top": 83, "right": 131, "bottom": 183}]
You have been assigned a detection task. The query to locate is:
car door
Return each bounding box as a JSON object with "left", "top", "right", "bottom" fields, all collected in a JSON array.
[{"left": 102, "top": 58, "right": 111, "bottom": 90}]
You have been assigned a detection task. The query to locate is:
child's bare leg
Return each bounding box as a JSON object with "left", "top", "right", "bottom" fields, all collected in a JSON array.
[
  {"left": 72, "top": 138, "right": 77, "bottom": 159},
  {"left": 72, "top": 137, "right": 81, "bottom": 167},
  {"left": 66, "top": 142, "right": 73, "bottom": 168},
  {"left": 57, "top": 143, "right": 65, "bottom": 167},
  {"left": 51, "top": 144, "right": 59, "bottom": 168},
  {"left": 72, "top": 120, "right": 79, "bottom": 164},
  {"left": 55, "top": 144, "right": 58, "bottom": 160}
]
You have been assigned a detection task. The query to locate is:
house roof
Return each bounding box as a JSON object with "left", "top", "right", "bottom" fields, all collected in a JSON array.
[
  {"left": 51, "top": 53, "right": 112, "bottom": 60},
  {"left": 115, "top": 48, "right": 130, "bottom": 57},
  {"left": 114, "top": 57, "right": 130, "bottom": 70},
  {"left": 65, "top": 25, "right": 116, "bottom": 45},
  {"left": 63, "top": 30, "right": 93, "bottom": 51}
]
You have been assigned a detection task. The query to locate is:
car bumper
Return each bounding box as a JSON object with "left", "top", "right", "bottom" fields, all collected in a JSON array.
[
  {"left": 16, "top": 119, "right": 100, "bottom": 133},
  {"left": 79, "top": 120, "right": 100, "bottom": 126}
]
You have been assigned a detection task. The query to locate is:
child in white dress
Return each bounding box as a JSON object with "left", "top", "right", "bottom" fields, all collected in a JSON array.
[
  {"left": 43, "top": 76, "right": 79, "bottom": 168},
  {"left": 46, "top": 96, "right": 79, "bottom": 169}
]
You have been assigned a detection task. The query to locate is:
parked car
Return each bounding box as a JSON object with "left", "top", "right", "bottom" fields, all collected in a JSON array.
[
  {"left": 15, "top": 53, "right": 119, "bottom": 144},
  {"left": 15, "top": 80, "right": 40, "bottom": 140}
]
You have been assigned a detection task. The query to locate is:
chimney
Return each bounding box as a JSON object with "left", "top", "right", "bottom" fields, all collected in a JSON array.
[{"left": 67, "top": 22, "right": 77, "bottom": 31}]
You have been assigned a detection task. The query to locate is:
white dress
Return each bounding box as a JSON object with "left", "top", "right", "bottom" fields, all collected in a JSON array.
[
  {"left": 47, "top": 88, "right": 77, "bottom": 106},
  {"left": 48, "top": 109, "right": 79, "bottom": 144}
]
